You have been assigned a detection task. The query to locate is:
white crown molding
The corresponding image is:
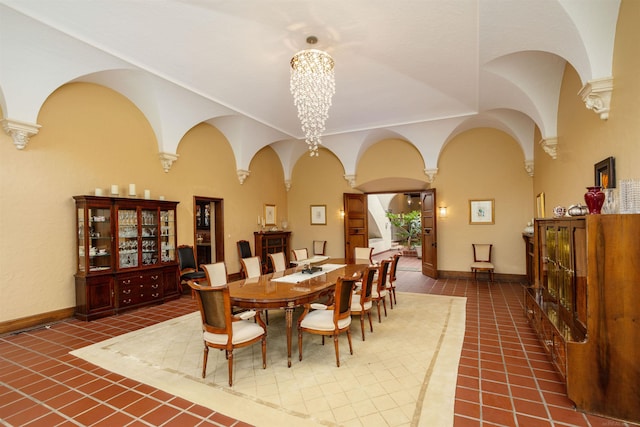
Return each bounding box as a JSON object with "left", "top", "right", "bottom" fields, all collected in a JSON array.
[
  {"left": 539, "top": 137, "right": 558, "bottom": 159},
  {"left": 159, "top": 152, "right": 179, "bottom": 173},
  {"left": 578, "top": 77, "right": 613, "bottom": 120},
  {"left": 424, "top": 168, "right": 438, "bottom": 183},
  {"left": 524, "top": 160, "right": 534, "bottom": 177},
  {"left": 344, "top": 174, "right": 356, "bottom": 188},
  {"left": 237, "top": 169, "right": 250, "bottom": 184},
  {"left": 2, "top": 118, "right": 41, "bottom": 150},
  {"left": 284, "top": 179, "right": 291, "bottom": 191}
]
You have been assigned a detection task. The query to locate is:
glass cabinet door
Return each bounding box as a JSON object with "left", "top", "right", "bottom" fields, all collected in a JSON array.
[
  {"left": 118, "top": 208, "right": 139, "bottom": 269},
  {"left": 141, "top": 209, "right": 159, "bottom": 266},
  {"left": 89, "top": 207, "right": 112, "bottom": 272},
  {"left": 160, "top": 209, "right": 176, "bottom": 262}
]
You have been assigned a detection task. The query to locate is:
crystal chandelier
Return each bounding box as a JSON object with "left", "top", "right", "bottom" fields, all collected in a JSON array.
[{"left": 290, "top": 46, "right": 335, "bottom": 156}]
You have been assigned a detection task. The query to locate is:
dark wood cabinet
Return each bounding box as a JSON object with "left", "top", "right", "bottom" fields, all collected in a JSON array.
[
  {"left": 522, "top": 233, "right": 534, "bottom": 285},
  {"left": 254, "top": 231, "right": 291, "bottom": 273},
  {"left": 526, "top": 215, "right": 640, "bottom": 424},
  {"left": 74, "top": 195, "right": 180, "bottom": 321}
]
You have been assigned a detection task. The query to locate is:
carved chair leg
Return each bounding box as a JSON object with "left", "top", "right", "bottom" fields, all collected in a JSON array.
[
  {"left": 334, "top": 334, "right": 340, "bottom": 367},
  {"left": 227, "top": 349, "right": 233, "bottom": 387},
  {"left": 202, "top": 344, "right": 209, "bottom": 378}
]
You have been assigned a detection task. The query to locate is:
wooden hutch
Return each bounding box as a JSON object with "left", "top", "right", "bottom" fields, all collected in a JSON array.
[
  {"left": 73, "top": 195, "right": 180, "bottom": 321},
  {"left": 525, "top": 214, "right": 639, "bottom": 424}
]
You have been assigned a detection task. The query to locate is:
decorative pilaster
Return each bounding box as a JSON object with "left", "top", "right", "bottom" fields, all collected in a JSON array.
[
  {"left": 539, "top": 137, "right": 557, "bottom": 159},
  {"left": 237, "top": 169, "right": 250, "bottom": 184},
  {"left": 424, "top": 168, "right": 438, "bottom": 183},
  {"left": 284, "top": 179, "right": 291, "bottom": 191},
  {"left": 159, "top": 152, "right": 179, "bottom": 173},
  {"left": 2, "top": 118, "right": 41, "bottom": 150},
  {"left": 578, "top": 77, "right": 613, "bottom": 120},
  {"left": 524, "top": 160, "right": 534, "bottom": 177},
  {"left": 344, "top": 174, "right": 356, "bottom": 188}
]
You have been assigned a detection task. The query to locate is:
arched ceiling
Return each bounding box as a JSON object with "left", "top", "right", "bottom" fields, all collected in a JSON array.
[{"left": 0, "top": 0, "right": 620, "bottom": 182}]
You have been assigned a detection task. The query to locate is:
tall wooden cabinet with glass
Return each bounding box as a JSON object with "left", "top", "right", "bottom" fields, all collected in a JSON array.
[
  {"left": 526, "top": 215, "right": 640, "bottom": 424},
  {"left": 74, "top": 195, "right": 180, "bottom": 321}
]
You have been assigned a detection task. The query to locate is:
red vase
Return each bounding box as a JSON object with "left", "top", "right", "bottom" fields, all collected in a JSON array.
[{"left": 584, "top": 186, "right": 605, "bottom": 214}]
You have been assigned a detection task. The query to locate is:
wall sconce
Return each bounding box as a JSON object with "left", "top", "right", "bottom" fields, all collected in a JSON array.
[
  {"left": 439, "top": 206, "right": 448, "bottom": 217},
  {"left": 339, "top": 209, "right": 345, "bottom": 219}
]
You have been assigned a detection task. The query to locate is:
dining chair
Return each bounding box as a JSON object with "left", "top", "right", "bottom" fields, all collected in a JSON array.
[
  {"left": 354, "top": 247, "right": 373, "bottom": 264},
  {"left": 371, "top": 259, "right": 391, "bottom": 322},
  {"left": 297, "top": 276, "right": 357, "bottom": 367},
  {"left": 471, "top": 244, "right": 494, "bottom": 282},
  {"left": 240, "top": 256, "right": 262, "bottom": 279},
  {"left": 177, "top": 245, "right": 206, "bottom": 292},
  {"left": 350, "top": 266, "right": 377, "bottom": 341},
  {"left": 187, "top": 280, "right": 267, "bottom": 386},
  {"left": 291, "top": 248, "right": 309, "bottom": 261},
  {"left": 267, "top": 252, "right": 287, "bottom": 273},
  {"left": 386, "top": 253, "right": 401, "bottom": 307},
  {"left": 201, "top": 262, "right": 227, "bottom": 287},
  {"left": 313, "top": 240, "right": 327, "bottom": 256}
]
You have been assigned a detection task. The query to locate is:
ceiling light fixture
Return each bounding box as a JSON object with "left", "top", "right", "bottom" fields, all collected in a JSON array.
[{"left": 290, "top": 36, "right": 335, "bottom": 156}]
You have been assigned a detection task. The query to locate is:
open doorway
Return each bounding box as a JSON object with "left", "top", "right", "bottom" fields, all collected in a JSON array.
[
  {"left": 367, "top": 193, "right": 422, "bottom": 257},
  {"left": 193, "top": 197, "right": 224, "bottom": 266}
]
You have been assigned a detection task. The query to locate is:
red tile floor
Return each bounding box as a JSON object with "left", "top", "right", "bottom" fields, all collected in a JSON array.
[{"left": 1, "top": 254, "right": 637, "bottom": 426}]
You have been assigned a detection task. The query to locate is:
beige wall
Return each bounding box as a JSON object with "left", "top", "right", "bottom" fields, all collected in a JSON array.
[
  {"left": 0, "top": 83, "right": 288, "bottom": 322},
  {"left": 1, "top": 1, "right": 638, "bottom": 325},
  {"left": 434, "top": 128, "right": 533, "bottom": 274},
  {"left": 534, "top": 0, "right": 640, "bottom": 209}
]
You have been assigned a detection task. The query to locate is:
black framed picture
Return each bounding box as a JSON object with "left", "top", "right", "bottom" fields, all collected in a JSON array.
[{"left": 595, "top": 156, "right": 615, "bottom": 188}]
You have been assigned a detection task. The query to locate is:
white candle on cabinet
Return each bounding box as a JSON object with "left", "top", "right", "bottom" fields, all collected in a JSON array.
[
  {"left": 144, "top": 189, "right": 151, "bottom": 199},
  {"left": 128, "top": 184, "right": 136, "bottom": 196},
  {"left": 110, "top": 184, "right": 119, "bottom": 195}
]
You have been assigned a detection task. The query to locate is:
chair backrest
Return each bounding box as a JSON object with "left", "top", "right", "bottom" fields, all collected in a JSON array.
[
  {"left": 291, "top": 248, "right": 309, "bottom": 261},
  {"left": 389, "top": 253, "right": 401, "bottom": 282},
  {"left": 177, "top": 245, "right": 197, "bottom": 272},
  {"left": 360, "top": 266, "right": 377, "bottom": 305},
  {"left": 313, "top": 240, "right": 327, "bottom": 256},
  {"left": 188, "top": 281, "right": 230, "bottom": 336},
  {"left": 202, "top": 262, "right": 227, "bottom": 287},
  {"left": 241, "top": 256, "right": 262, "bottom": 278},
  {"left": 354, "top": 247, "right": 373, "bottom": 264},
  {"left": 237, "top": 240, "right": 252, "bottom": 259},
  {"left": 376, "top": 259, "right": 391, "bottom": 292},
  {"left": 334, "top": 277, "right": 356, "bottom": 322},
  {"left": 268, "top": 252, "right": 287, "bottom": 272},
  {"left": 473, "top": 244, "right": 492, "bottom": 262}
]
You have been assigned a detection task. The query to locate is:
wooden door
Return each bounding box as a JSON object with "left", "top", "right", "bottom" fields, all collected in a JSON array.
[
  {"left": 343, "top": 193, "right": 368, "bottom": 264},
  {"left": 421, "top": 189, "right": 438, "bottom": 278}
]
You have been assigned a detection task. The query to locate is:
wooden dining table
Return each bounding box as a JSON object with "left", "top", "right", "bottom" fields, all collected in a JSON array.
[{"left": 227, "top": 259, "right": 368, "bottom": 367}]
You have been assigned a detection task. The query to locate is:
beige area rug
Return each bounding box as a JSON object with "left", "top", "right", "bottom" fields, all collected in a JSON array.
[{"left": 71, "top": 293, "right": 466, "bottom": 427}]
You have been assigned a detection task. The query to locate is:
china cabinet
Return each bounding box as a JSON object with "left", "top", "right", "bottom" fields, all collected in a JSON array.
[
  {"left": 254, "top": 231, "right": 291, "bottom": 273},
  {"left": 526, "top": 215, "right": 639, "bottom": 423},
  {"left": 74, "top": 195, "right": 180, "bottom": 320}
]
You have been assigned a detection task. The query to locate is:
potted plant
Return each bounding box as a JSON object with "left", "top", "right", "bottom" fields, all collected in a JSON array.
[{"left": 385, "top": 210, "right": 422, "bottom": 252}]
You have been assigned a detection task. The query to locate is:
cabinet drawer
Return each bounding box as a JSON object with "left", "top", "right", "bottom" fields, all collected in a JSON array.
[{"left": 117, "top": 271, "right": 164, "bottom": 306}]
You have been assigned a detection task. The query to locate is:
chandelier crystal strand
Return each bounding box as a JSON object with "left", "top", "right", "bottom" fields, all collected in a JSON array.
[{"left": 290, "top": 49, "right": 335, "bottom": 156}]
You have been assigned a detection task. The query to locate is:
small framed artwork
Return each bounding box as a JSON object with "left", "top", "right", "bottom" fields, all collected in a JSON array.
[
  {"left": 594, "top": 156, "right": 615, "bottom": 188},
  {"left": 469, "top": 199, "right": 495, "bottom": 225},
  {"left": 264, "top": 204, "right": 276, "bottom": 226},
  {"left": 536, "top": 192, "right": 546, "bottom": 218},
  {"left": 310, "top": 205, "right": 327, "bottom": 225}
]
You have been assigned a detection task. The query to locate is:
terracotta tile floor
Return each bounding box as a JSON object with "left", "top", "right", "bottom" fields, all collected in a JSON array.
[{"left": 1, "top": 255, "right": 637, "bottom": 426}]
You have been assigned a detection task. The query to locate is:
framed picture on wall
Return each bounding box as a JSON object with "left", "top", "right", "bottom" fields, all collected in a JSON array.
[
  {"left": 310, "top": 205, "right": 327, "bottom": 225},
  {"left": 594, "top": 156, "right": 615, "bottom": 188},
  {"left": 264, "top": 204, "right": 276, "bottom": 226},
  {"left": 469, "top": 199, "right": 495, "bottom": 224}
]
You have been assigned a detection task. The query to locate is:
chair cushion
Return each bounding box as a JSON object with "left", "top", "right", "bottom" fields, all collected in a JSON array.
[
  {"left": 182, "top": 271, "right": 206, "bottom": 280},
  {"left": 203, "top": 320, "right": 264, "bottom": 345},
  {"left": 471, "top": 261, "right": 494, "bottom": 270},
  {"left": 350, "top": 295, "right": 372, "bottom": 312},
  {"left": 300, "top": 309, "right": 351, "bottom": 331},
  {"left": 371, "top": 289, "right": 388, "bottom": 298}
]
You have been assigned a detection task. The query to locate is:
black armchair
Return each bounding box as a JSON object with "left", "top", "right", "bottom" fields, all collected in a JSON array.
[{"left": 177, "top": 245, "right": 206, "bottom": 292}]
